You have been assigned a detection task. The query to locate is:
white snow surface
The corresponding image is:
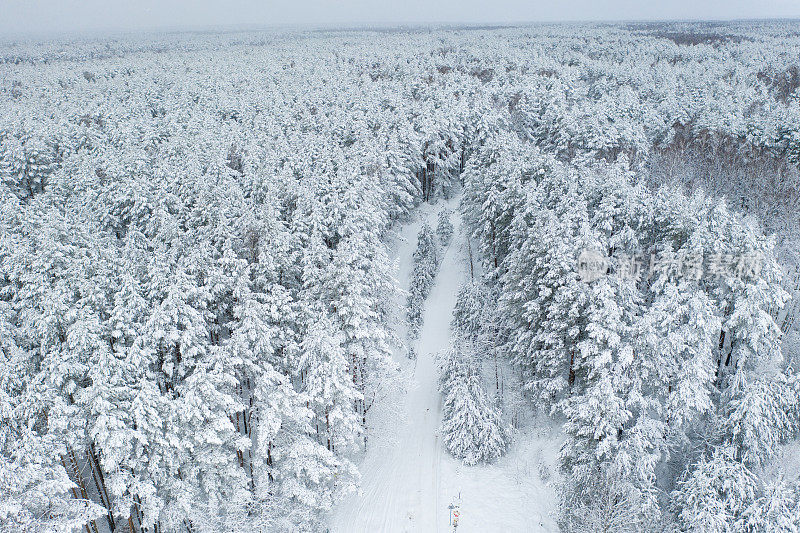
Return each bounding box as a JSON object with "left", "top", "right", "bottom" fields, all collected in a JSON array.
[{"left": 331, "top": 196, "right": 560, "bottom": 532}]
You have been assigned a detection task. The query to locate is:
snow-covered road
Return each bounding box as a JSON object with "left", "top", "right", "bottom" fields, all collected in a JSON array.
[
  {"left": 331, "top": 197, "right": 461, "bottom": 532},
  {"left": 331, "top": 196, "right": 559, "bottom": 533}
]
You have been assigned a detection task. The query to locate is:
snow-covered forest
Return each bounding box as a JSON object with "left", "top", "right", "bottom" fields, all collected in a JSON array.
[{"left": 2, "top": 20, "right": 800, "bottom": 532}]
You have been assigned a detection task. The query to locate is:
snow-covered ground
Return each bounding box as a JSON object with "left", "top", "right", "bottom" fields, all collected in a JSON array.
[{"left": 331, "top": 197, "right": 560, "bottom": 532}]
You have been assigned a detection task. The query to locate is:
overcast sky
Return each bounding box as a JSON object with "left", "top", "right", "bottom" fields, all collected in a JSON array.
[{"left": 1, "top": 0, "right": 799, "bottom": 36}]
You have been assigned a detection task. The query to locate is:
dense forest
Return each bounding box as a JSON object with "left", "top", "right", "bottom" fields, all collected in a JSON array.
[{"left": 1, "top": 20, "right": 800, "bottom": 532}]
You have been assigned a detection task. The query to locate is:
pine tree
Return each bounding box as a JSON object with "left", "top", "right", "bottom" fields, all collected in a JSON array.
[
  {"left": 296, "top": 311, "right": 361, "bottom": 456},
  {"left": 407, "top": 223, "right": 440, "bottom": 338},
  {"left": 740, "top": 477, "right": 800, "bottom": 532},
  {"left": 0, "top": 289, "right": 106, "bottom": 533},
  {"left": 0, "top": 453, "right": 106, "bottom": 533},
  {"left": 0, "top": 134, "right": 55, "bottom": 200},
  {"left": 672, "top": 447, "right": 760, "bottom": 532},
  {"left": 451, "top": 282, "right": 491, "bottom": 342},
  {"left": 436, "top": 208, "right": 454, "bottom": 246},
  {"left": 438, "top": 338, "right": 509, "bottom": 465}
]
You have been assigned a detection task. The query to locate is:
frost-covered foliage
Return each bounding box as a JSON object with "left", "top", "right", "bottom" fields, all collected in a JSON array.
[
  {"left": 453, "top": 22, "right": 800, "bottom": 529},
  {"left": 672, "top": 447, "right": 753, "bottom": 531},
  {"left": 407, "top": 223, "right": 440, "bottom": 338},
  {"left": 463, "top": 136, "right": 800, "bottom": 529},
  {"left": 2, "top": 19, "right": 800, "bottom": 532},
  {"left": 437, "top": 337, "right": 509, "bottom": 465},
  {"left": 0, "top": 453, "right": 106, "bottom": 533},
  {"left": 0, "top": 135, "right": 55, "bottom": 201},
  {"left": 413, "top": 224, "right": 441, "bottom": 297},
  {"left": 436, "top": 208, "right": 454, "bottom": 246},
  {"left": 451, "top": 283, "right": 491, "bottom": 341},
  {"left": 1, "top": 27, "right": 471, "bottom": 532}
]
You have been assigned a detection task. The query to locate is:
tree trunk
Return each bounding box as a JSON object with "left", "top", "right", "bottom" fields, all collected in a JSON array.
[
  {"left": 568, "top": 348, "right": 576, "bottom": 389},
  {"left": 88, "top": 443, "right": 115, "bottom": 532}
]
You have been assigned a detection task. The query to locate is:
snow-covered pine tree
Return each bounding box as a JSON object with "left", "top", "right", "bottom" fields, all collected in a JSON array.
[
  {"left": 290, "top": 311, "right": 360, "bottom": 526},
  {"left": 323, "top": 179, "right": 396, "bottom": 447},
  {"left": 297, "top": 312, "right": 362, "bottom": 456},
  {"left": 740, "top": 477, "right": 800, "bottom": 532},
  {"left": 412, "top": 222, "right": 439, "bottom": 298},
  {"left": 558, "top": 270, "right": 651, "bottom": 530},
  {"left": 380, "top": 135, "right": 422, "bottom": 221},
  {"left": 407, "top": 223, "right": 440, "bottom": 338},
  {"left": 459, "top": 131, "right": 532, "bottom": 278},
  {"left": 437, "top": 337, "right": 509, "bottom": 465},
  {"left": 498, "top": 168, "right": 589, "bottom": 407},
  {"left": 0, "top": 451, "right": 106, "bottom": 533},
  {"left": 451, "top": 282, "right": 491, "bottom": 342},
  {"left": 0, "top": 133, "right": 55, "bottom": 201},
  {"left": 672, "top": 446, "right": 760, "bottom": 532},
  {"left": 0, "top": 259, "right": 106, "bottom": 533},
  {"left": 436, "top": 208, "right": 454, "bottom": 246}
]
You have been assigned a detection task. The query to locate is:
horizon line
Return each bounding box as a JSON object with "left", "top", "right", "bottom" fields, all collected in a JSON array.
[{"left": 2, "top": 16, "right": 800, "bottom": 43}]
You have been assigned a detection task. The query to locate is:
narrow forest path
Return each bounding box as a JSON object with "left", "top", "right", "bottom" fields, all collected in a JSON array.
[
  {"left": 331, "top": 195, "right": 559, "bottom": 532},
  {"left": 331, "top": 196, "right": 463, "bottom": 532}
]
